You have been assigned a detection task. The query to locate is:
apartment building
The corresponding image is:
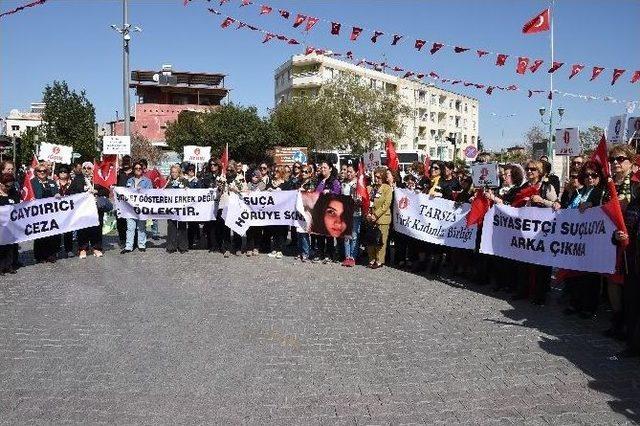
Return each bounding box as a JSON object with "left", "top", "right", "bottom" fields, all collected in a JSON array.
[{"left": 274, "top": 53, "right": 479, "bottom": 161}]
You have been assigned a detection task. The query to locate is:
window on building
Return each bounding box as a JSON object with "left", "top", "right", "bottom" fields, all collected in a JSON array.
[
  {"left": 430, "top": 112, "right": 436, "bottom": 122},
  {"left": 472, "top": 120, "right": 477, "bottom": 130},
  {"left": 464, "top": 103, "right": 468, "bottom": 113},
  {"left": 418, "top": 91, "right": 426, "bottom": 102},
  {"left": 430, "top": 94, "right": 437, "bottom": 105},
  {"left": 464, "top": 135, "right": 467, "bottom": 144},
  {"left": 472, "top": 136, "right": 476, "bottom": 144},
  {"left": 11, "top": 125, "right": 19, "bottom": 131},
  {"left": 429, "top": 147, "right": 436, "bottom": 157}
]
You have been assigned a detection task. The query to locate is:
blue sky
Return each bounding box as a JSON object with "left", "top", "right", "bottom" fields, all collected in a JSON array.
[{"left": 1, "top": 0, "right": 638, "bottom": 151}]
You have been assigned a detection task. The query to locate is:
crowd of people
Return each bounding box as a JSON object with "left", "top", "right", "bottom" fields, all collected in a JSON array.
[{"left": 0, "top": 145, "right": 639, "bottom": 357}]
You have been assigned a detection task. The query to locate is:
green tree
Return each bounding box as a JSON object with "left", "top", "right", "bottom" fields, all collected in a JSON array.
[
  {"left": 17, "top": 125, "right": 46, "bottom": 166},
  {"left": 42, "top": 81, "right": 97, "bottom": 160},
  {"left": 579, "top": 126, "right": 604, "bottom": 152},
  {"left": 130, "top": 133, "right": 165, "bottom": 165},
  {"left": 523, "top": 125, "right": 547, "bottom": 152},
  {"left": 166, "top": 104, "right": 279, "bottom": 163}
]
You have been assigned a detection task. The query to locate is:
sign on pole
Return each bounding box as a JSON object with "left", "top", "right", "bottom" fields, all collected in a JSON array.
[
  {"left": 471, "top": 161, "right": 499, "bottom": 188},
  {"left": 464, "top": 145, "right": 478, "bottom": 160},
  {"left": 183, "top": 145, "right": 211, "bottom": 164},
  {"left": 38, "top": 142, "right": 73, "bottom": 164},
  {"left": 362, "top": 150, "right": 381, "bottom": 171},
  {"left": 607, "top": 115, "right": 627, "bottom": 144},
  {"left": 274, "top": 146, "right": 308, "bottom": 165},
  {"left": 102, "top": 136, "right": 131, "bottom": 155},
  {"left": 554, "top": 127, "right": 581, "bottom": 156},
  {"left": 627, "top": 116, "right": 640, "bottom": 141}
]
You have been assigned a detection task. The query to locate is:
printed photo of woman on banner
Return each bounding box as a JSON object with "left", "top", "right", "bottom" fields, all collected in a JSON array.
[{"left": 298, "top": 192, "right": 355, "bottom": 238}]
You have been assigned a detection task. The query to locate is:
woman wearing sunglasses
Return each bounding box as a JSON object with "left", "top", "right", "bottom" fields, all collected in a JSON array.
[{"left": 31, "top": 164, "right": 61, "bottom": 263}]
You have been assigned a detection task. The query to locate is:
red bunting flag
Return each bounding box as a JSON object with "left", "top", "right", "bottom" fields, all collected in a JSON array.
[
  {"left": 385, "top": 138, "right": 399, "bottom": 172},
  {"left": 453, "top": 46, "right": 469, "bottom": 53},
  {"left": 287, "top": 39, "right": 299, "bottom": 45},
  {"left": 184, "top": 0, "right": 189, "bottom": 6},
  {"left": 304, "top": 46, "right": 315, "bottom": 55},
  {"left": 240, "top": 0, "right": 252, "bottom": 6},
  {"left": 357, "top": 161, "right": 370, "bottom": 217},
  {"left": 350, "top": 27, "right": 362, "bottom": 41},
  {"left": 391, "top": 34, "right": 403, "bottom": 45},
  {"left": 371, "top": 31, "right": 383, "bottom": 43},
  {"left": 305, "top": 16, "right": 319, "bottom": 31},
  {"left": 589, "top": 66, "right": 604, "bottom": 81},
  {"left": 292, "top": 14, "right": 306, "bottom": 28},
  {"left": 262, "top": 33, "right": 274, "bottom": 43},
  {"left": 548, "top": 61, "right": 564, "bottom": 73},
  {"left": 569, "top": 64, "right": 585, "bottom": 79},
  {"left": 430, "top": 42, "right": 444, "bottom": 54},
  {"left": 429, "top": 71, "right": 439, "bottom": 79},
  {"left": 516, "top": 57, "right": 529, "bottom": 74},
  {"left": 522, "top": 8, "right": 550, "bottom": 34},
  {"left": 474, "top": 84, "right": 484, "bottom": 89},
  {"left": 219, "top": 0, "right": 229, "bottom": 5},
  {"left": 20, "top": 155, "right": 39, "bottom": 202},
  {"left": 346, "top": 51, "right": 353, "bottom": 59},
  {"left": 486, "top": 86, "right": 494, "bottom": 94},
  {"left": 496, "top": 54, "right": 508, "bottom": 66},
  {"left": 330, "top": 22, "right": 341, "bottom": 35},
  {"left": 416, "top": 73, "right": 425, "bottom": 79},
  {"left": 221, "top": 17, "right": 235, "bottom": 28},
  {"left": 415, "top": 39, "right": 426, "bottom": 51},
  {"left": 467, "top": 189, "right": 490, "bottom": 226},
  {"left": 631, "top": 70, "right": 640, "bottom": 84},
  {"left": 611, "top": 68, "right": 625, "bottom": 85},
  {"left": 529, "top": 59, "right": 544, "bottom": 73},
  {"left": 259, "top": 5, "right": 272, "bottom": 14},
  {"left": 403, "top": 71, "right": 415, "bottom": 78},
  {"left": 278, "top": 9, "right": 289, "bottom": 19},
  {"left": 476, "top": 50, "right": 489, "bottom": 57},
  {"left": 392, "top": 66, "right": 404, "bottom": 72}
]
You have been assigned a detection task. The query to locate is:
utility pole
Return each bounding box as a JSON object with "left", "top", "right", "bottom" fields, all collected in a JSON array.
[{"left": 111, "top": 0, "right": 141, "bottom": 137}]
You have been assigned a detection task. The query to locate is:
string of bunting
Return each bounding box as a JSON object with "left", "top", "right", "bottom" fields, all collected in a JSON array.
[
  {"left": 210, "top": 9, "right": 639, "bottom": 108},
  {"left": 196, "top": 0, "right": 640, "bottom": 86},
  {"left": 0, "top": 0, "right": 48, "bottom": 19}
]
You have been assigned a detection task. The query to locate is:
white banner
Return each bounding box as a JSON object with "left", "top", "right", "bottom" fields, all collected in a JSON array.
[
  {"left": 114, "top": 188, "right": 218, "bottom": 221},
  {"left": 471, "top": 162, "right": 500, "bottom": 188},
  {"left": 183, "top": 146, "right": 211, "bottom": 164},
  {"left": 480, "top": 204, "right": 617, "bottom": 273},
  {"left": 0, "top": 193, "right": 99, "bottom": 245},
  {"left": 223, "top": 190, "right": 305, "bottom": 236},
  {"left": 392, "top": 188, "right": 477, "bottom": 250},
  {"left": 38, "top": 142, "right": 73, "bottom": 164},
  {"left": 607, "top": 115, "right": 627, "bottom": 144},
  {"left": 554, "top": 127, "right": 581, "bottom": 156},
  {"left": 627, "top": 116, "right": 640, "bottom": 141},
  {"left": 363, "top": 150, "right": 382, "bottom": 171},
  {"left": 103, "top": 136, "right": 131, "bottom": 155}
]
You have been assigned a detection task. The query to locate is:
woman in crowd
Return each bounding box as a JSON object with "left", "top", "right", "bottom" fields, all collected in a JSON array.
[
  {"left": 313, "top": 161, "right": 341, "bottom": 263},
  {"left": 560, "top": 161, "right": 607, "bottom": 319},
  {"left": 121, "top": 161, "right": 153, "bottom": 254},
  {"left": 56, "top": 165, "right": 75, "bottom": 258},
  {"left": 513, "top": 159, "right": 558, "bottom": 305},
  {"left": 31, "top": 163, "right": 60, "bottom": 262},
  {"left": 267, "top": 165, "right": 288, "bottom": 258},
  {"left": 245, "top": 169, "right": 267, "bottom": 256},
  {"left": 164, "top": 164, "right": 189, "bottom": 254},
  {"left": 200, "top": 159, "right": 224, "bottom": 253},
  {"left": 2, "top": 161, "right": 22, "bottom": 269},
  {"left": 184, "top": 163, "right": 201, "bottom": 249},
  {"left": 365, "top": 167, "right": 392, "bottom": 269},
  {"left": 438, "top": 161, "right": 462, "bottom": 200},
  {"left": 69, "top": 162, "right": 109, "bottom": 259},
  {"left": 297, "top": 164, "right": 317, "bottom": 262},
  {"left": 0, "top": 173, "right": 18, "bottom": 274},
  {"left": 341, "top": 164, "right": 363, "bottom": 267},
  {"left": 394, "top": 174, "right": 419, "bottom": 269},
  {"left": 116, "top": 160, "right": 133, "bottom": 248},
  {"left": 605, "top": 144, "right": 640, "bottom": 341},
  {"left": 221, "top": 160, "right": 245, "bottom": 257}
]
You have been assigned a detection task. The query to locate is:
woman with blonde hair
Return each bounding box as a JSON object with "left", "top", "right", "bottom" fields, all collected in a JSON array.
[
  {"left": 364, "top": 167, "right": 393, "bottom": 269},
  {"left": 164, "top": 164, "right": 190, "bottom": 253}
]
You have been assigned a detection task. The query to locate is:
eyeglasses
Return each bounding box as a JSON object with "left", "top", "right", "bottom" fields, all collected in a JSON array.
[
  {"left": 431, "top": 167, "right": 440, "bottom": 171},
  {"left": 585, "top": 172, "right": 600, "bottom": 179},
  {"left": 525, "top": 167, "right": 538, "bottom": 172},
  {"left": 609, "top": 156, "right": 629, "bottom": 164},
  {"left": 260, "top": 166, "right": 268, "bottom": 170},
  {"left": 134, "top": 167, "right": 142, "bottom": 170},
  {"left": 571, "top": 161, "right": 583, "bottom": 166},
  {"left": 83, "top": 167, "right": 93, "bottom": 170},
  {"left": 36, "top": 169, "right": 46, "bottom": 173}
]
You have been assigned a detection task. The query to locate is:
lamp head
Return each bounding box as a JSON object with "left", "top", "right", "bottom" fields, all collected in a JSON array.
[
  {"left": 538, "top": 107, "right": 546, "bottom": 117},
  {"left": 558, "top": 107, "right": 565, "bottom": 117}
]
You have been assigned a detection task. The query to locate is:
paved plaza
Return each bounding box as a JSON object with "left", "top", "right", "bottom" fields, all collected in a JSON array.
[{"left": 1, "top": 236, "right": 640, "bottom": 424}]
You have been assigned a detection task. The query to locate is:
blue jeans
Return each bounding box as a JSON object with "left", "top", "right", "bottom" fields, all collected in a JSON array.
[
  {"left": 126, "top": 218, "right": 147, "bottom": 250},
  {"left": 151, "top": 219, "right": 159, "bottom": 237},
  {"left": 298, "top": 232, "right": 311, "bottom": 258},
  {"left": 343, "top": 215, "right": 362, "bottom": 259}
]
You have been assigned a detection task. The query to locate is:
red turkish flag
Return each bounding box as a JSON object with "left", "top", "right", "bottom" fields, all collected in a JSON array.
[
  {"left": 548, "top": 61, "right": 564, "bottom": 73},
  {"left": 511, "top": 185, "right": 540, "bottom": 208},
  {"left": 590, "top": 66, "right": 604, "bottom": 81},
  {"left": 630, "top": 70, "right": 640, "bottom": 83},
  {"left": 357, "top": 160, "right": 370, "bottom": 217},
  {"left": 305, "top": 17, "right": 319, "bottom": 31},
  {"left": 220, "top": 17, "right": 234, "bottom": 28},
  {"left": 20, "top": 155, "right": 39, "bottom": 202},
  {"left": 611, "top": 69, "right": 625, "bottom": 85},
  {"left": 467, "top": 189, "right": 490, "bottom": 226},
  {"left": 259, "top": 5, "right": 272, "bottom": 14},
  {"left": 385, "top": 138, "right": 399, "bottom": 172},
  {"left": 569, "top": 64, "right": 585, "bottom": 79},
  {"left": 93, "top": 157, "right": 117, "bottom": 189},
  {"left": 220, "top": 143, "right": 229, "bottom": 176},
  {"left": 590, "top": 134, "right": 611, "bottom": 177},
  {"left": 496, "top": 54, "right": 508, "bottom": 66},
  {"left": 292, "top": 14, "right": 306, "bottom": 28},
  {"left": 415, "top": 39, "right": 426, "bottom": 51},
  {"left": 262, "top": 33, "right": 274, "bottom": 43},
  {"left": 529, "top": 59, "right": 544, "bottom": 73},
  {"left": 391, "top": 34, "right": 403, "bottom": 45},
  {"left": 429, "top": 43, "right": 444, "bottom": 54},
  {"left": 522, "top": 9, "right": 550, "bottom": 34},
  {"left": 240, "top": 0, "right": 252, "bottom": 6},
  {"left": 476, "top": 50, "right": 489, "bottom": 58},
  {"left": 516, "top": 57, "right": 529, "bottom": 74},
  {"left": 350, "top": 27, "right": 362, "bottom": 41},
  {"left": 330, "top": 22, "right": 341, "bottom": 35}
]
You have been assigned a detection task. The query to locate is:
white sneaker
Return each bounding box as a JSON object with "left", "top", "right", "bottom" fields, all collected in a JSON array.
[
  {"left": 93, "top": 250, "right": 103, "bottom": 258},
  {"left": 79, "top": 250, "right": 87, "bottom": 259},
  {"left": 66, "top": 251, "right": 75, "bottom": 258},
  {"left": 275, "top": 251, "right": 283, "bottom": 259},
  {"left": 267, "top": 251, "right": 277, "bottom": 258}
]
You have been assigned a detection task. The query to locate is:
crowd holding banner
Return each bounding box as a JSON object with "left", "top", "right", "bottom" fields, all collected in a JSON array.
[{"left": 0, "top": 134, "right": 639, "bottom": 357}]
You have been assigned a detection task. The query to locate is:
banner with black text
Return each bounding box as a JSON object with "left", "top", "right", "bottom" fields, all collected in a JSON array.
[
  {"left": 223, "top": 190, "right": 305, "bottom": 236},
  {"left": 114, "top": 188, "right": 218, "bottom": 221},
  {"left": 479, "top": 204, "right": 617, "bottom": 273},
  {"left": 0, "top": 193, "right": 99, "bottom": 245},
  {"left": 392, "top": 188, "right": 478, "bottom": 250}
]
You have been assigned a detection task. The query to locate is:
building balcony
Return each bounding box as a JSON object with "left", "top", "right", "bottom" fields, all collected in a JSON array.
[{"left": 291, "top": 73, "right": 323, "bottom": 88}]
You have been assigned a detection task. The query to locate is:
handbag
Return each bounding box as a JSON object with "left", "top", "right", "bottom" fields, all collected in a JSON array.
[{"left": 362, "top": 221, "right": 383, "bottom": 247}]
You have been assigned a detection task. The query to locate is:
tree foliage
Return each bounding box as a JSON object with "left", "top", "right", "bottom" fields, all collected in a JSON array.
[
  {"left": 17, "top": 125, "right": 46, "bottom": 166},
  {"left": 42, "top": 80, "right": 97, "bottom": 160},
  {"left": 579, "top": 126, "right": 604, "bottom": 152},
  {"left": 130, "top": 133, "right": 165, "bottom": 165},
  {"left": 523, "top": 125, "right": 547, "bottom": 151},
  {"left": 165, "top": 104, "right": 279, "bottom": 163}
]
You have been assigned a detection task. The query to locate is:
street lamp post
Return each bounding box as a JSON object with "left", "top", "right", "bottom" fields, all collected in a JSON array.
[{"left": 539, "top": 106, "right": 565, "bottom": 160}]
